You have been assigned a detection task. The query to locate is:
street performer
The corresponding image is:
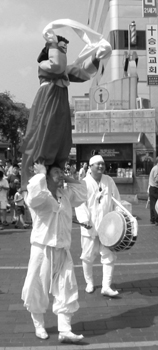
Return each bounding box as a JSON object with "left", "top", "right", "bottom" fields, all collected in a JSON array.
[
  {"left": 20, "top": 19, "right": 112, "bottom": 190},
  {"left": 75, "top": 155, "right": 121, "bottom": 296},
  {"left": 21, "top": 162, "right": 87, "bottom": 343}
]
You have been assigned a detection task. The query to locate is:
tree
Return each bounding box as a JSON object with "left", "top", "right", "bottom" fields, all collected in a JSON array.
[{"left": 0, "top": 92, "right": 29, "bottom": 161}]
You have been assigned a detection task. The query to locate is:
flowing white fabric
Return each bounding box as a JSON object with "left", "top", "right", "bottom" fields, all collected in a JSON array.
[{"left": 42, "top": 18, "right": 112, "bottom": 65}]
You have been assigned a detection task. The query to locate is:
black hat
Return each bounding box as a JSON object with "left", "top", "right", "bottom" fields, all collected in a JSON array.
[
  {"left": 37, "top": 43, "right": 49, "bottom": 63},
  {"left": 37, "top": 36, "right": 69, "bottom": 63},
  {"left": 57, "top": 35, "right": 69, "bottom": 44}
]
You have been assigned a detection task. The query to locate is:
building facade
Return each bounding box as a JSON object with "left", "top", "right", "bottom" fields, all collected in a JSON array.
[
  {"left": 88, "top": 0, "right": 158, "bottom": 117},
  {"left": 71, "top": 0, "right": 158, "bottom": 196}
]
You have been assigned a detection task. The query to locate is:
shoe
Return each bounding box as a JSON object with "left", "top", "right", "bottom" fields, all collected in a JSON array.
[
  {"left": 15, "top": 225, "right": 19, "bottom": 229},
  {"left": 58, "top": 331, "right": 84, "bottom": 343},
  {"left": 35, "top": 327, "right": 49, "bottom": 340},
  {"left": 85, "top": 284, "right": 94, "bottom": 293},
  {"left": 11, "top": 220, "right": 16, "bottom": 224},
  {"left": 101, "top": 287, "right": 119, "bottom": 297},
  {"left": 0, "top": 226, "right": 4, "bottom": 230},
  {"left": 23, "top": 223, "right": 30, "bottom": 229},
  {"left": 3, "top": 221, "right": 9, "bottom": 226}
]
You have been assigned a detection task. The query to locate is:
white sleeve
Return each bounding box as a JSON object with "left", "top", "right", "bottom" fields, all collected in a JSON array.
[
  {"left": 75, "top": 202, "right": 90, "bottom": 223},
  {"left": 66, "top": 180, "right": 87, "bottom": 208},
  {"left": 4, "top": 178, "right": 9, "bottom": 189},
  {"left": 26, "top": 174, "right": 50, "bottom": 208}
]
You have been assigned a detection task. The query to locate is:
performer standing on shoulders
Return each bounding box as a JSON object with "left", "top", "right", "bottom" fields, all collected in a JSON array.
[
  {"left": 20, "top": 19, "right": 112, "bottom": 191},
  {"left": 21, "top": 163, "right": 87, "bottom": 343},
  {"left": 75, "top": 155, "right": 121, "bottom": 296}
]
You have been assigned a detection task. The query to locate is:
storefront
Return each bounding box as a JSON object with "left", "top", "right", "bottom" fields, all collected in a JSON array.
[{"left": 72, "top": 131, "right": 155, "bottom": 195}]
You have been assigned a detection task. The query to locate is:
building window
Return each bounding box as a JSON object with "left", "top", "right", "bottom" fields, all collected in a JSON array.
[
  {"left": 136, "top": 150, "right": 153, "bottom": 176},
  {"left": 110, "top": 30, "right": 146, "bottom": 50},
  {"left": 77, "top": 143, "right": 133, "bottom": 178},
  {"left": 105, "top": 161, "right": 133, "bottom": 178}
]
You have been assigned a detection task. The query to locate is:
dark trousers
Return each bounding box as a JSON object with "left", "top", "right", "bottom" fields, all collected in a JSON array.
[{"left": 149, "top": 186, "right": 158, "bottom": 223}]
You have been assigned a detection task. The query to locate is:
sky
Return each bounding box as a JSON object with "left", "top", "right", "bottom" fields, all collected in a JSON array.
[{"left": 0, "top": 0, "right": 91, "bottom": 108}]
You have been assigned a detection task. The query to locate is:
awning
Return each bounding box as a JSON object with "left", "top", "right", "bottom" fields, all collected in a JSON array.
[{"left": 72, "top": 132, "right": 143, "bottom": 144}]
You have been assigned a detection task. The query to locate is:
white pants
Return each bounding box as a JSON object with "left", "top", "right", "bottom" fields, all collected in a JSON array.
[
  {"left": 21, "top": 243, "right": 79, "bottom": 331},
  {"left": 81, "top": 235, "right": 117, "bottom": 288},
  {"left": 31, "top": 311, "right": 72, "bottom": 332},
  {"left": 81, "top": 235, "right": 117, "bottom": 264}
]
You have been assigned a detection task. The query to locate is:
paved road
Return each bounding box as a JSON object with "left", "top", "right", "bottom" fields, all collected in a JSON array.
[{"left": 0, "top": 201, "right": 158, "bottom": 350}]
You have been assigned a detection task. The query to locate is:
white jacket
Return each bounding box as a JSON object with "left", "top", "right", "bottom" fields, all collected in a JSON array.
[
  {"left": 75, "top": 174, "right": 121, "bottom": 238},
  {"left": 25, "top": 173, "right": 87, "bottom": 248}
]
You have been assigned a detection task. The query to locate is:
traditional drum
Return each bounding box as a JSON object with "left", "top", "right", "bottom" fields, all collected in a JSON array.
[{"left": 98, "top": 197, "right": 138, "bottom": 252}]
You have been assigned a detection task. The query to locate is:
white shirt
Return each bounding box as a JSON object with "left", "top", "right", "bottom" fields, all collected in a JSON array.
[
  {"left": 78, "top": 167, "right": 86, "bottom": 180},
  {"left": 0, "top": 178, "right": 9, "bottom": 202},
  {"left": 75, "top": 174, "right": 121, "bottom": 237},
  {"left": 14, "top": 192, "right": 24, "bottom": 207},
  {"left": 149, "top": 164, "right": 158, "bottom": 188},
  {"left": 25, "top": 173, "right": 87, "bottom": 248}
]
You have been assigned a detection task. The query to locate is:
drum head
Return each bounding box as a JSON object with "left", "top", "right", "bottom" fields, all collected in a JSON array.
[{"left": 98, "top": 211, "right": 126, "bottom": 247}]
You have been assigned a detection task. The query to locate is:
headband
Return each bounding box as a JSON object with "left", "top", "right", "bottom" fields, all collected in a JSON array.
[{"left": 89, "top": 155, "right": 104, "bottom": 165}]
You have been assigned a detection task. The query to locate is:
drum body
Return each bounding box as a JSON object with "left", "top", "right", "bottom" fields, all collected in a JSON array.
[{"left": 98, "top": 210, "right": 138, "bottom": 252}]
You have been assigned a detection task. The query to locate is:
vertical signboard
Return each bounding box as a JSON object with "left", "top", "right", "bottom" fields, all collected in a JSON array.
[
  {"left": 142, "top": 0, "right": 157, "bottom": 17},
  {"left": 146, "top": 24, "right": 158, "bottom": 85}
]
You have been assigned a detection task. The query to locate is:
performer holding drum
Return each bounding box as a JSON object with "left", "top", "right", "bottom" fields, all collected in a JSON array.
[
  {"left": 75, "top": 154, "right": 138, "bottom": 296},
  {"left": 75, "top": 155, "right": 121, "bottom": 296}
]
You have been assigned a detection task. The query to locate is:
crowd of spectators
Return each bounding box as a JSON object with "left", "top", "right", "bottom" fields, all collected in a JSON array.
[{"left": 0, "top": 158, "right": 29, "bottom": 230}]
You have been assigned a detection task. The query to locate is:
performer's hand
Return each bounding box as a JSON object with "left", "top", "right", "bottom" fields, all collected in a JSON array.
[
  {"left": 34, "top": 163, "right": 46, "bottom": 175},
  {"left": 82, "top": 221, "right": 92, "bottom": 229}
]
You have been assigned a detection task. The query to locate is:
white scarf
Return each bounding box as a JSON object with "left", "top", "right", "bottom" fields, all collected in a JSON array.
[{"left": 42, "top": 18, "right": 112, "bottom": 65}]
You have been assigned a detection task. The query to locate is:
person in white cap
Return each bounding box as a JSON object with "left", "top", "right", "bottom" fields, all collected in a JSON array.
[
  {"left": 75, "top": 155, "right": 121, "bottom": 296},
  {"left": 21, "top": 162, "right": 87, "bottom": 343}
]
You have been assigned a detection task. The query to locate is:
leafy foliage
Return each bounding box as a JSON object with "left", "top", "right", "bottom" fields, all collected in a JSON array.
[{"left": 0, "top": 92, "right": 29, "bottom": 159}]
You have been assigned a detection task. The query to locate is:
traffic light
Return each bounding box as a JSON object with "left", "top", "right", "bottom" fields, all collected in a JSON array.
[{"left": 130, "top": 21, "right": 137, "bottom": 45}]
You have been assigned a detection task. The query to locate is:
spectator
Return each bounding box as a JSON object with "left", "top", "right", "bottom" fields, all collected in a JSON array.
[
  {"left": 14, "top": 186, "right": 29, "bottom": 229},
  {"left": 78, "top": 163, "right": 88, "bottom": 180},
  {"left": 0, "top": 159, "right": 5, "bottom": 174},
  {"left": 5, "top": 159, "right": 13, "bottom": 177},
  {"left": 64, "top": 164, "right": 71, "bottom": 176},
  {"left": 148, "top": 156, "right": 158, "bottom": 225},
  {"left": 70, "top": 164, "right": 77, "bottom": 179},
  {"left": 7, "top": 165, "right": 21, "bottom": 224},
  {"left": 0, "top": 170, "right": 9, "bottom": 229},
  {"left": 7, "top": 164, "right": 21, "bottom": 199}
]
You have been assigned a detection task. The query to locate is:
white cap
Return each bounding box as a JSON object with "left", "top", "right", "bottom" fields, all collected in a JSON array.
[{"left": 89, "top": 155, "right": 104, "bottom": 166}]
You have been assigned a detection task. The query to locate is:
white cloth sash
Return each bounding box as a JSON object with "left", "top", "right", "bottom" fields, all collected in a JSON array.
[{"left": 42, "top": 18, "right": 112, "bottom": 65}]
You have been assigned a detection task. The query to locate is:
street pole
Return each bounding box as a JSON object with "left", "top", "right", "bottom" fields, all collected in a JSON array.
[{"left": 128, "top": 24, "right": 131, "bottom": 59}]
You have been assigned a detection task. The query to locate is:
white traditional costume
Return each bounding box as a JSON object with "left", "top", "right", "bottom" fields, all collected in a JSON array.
[
  {"left": 21, "top": 172, "right": 86, "bottom": 339},
  {"left": 75, "top": 155, "right": 121, "bottom": 295}
]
